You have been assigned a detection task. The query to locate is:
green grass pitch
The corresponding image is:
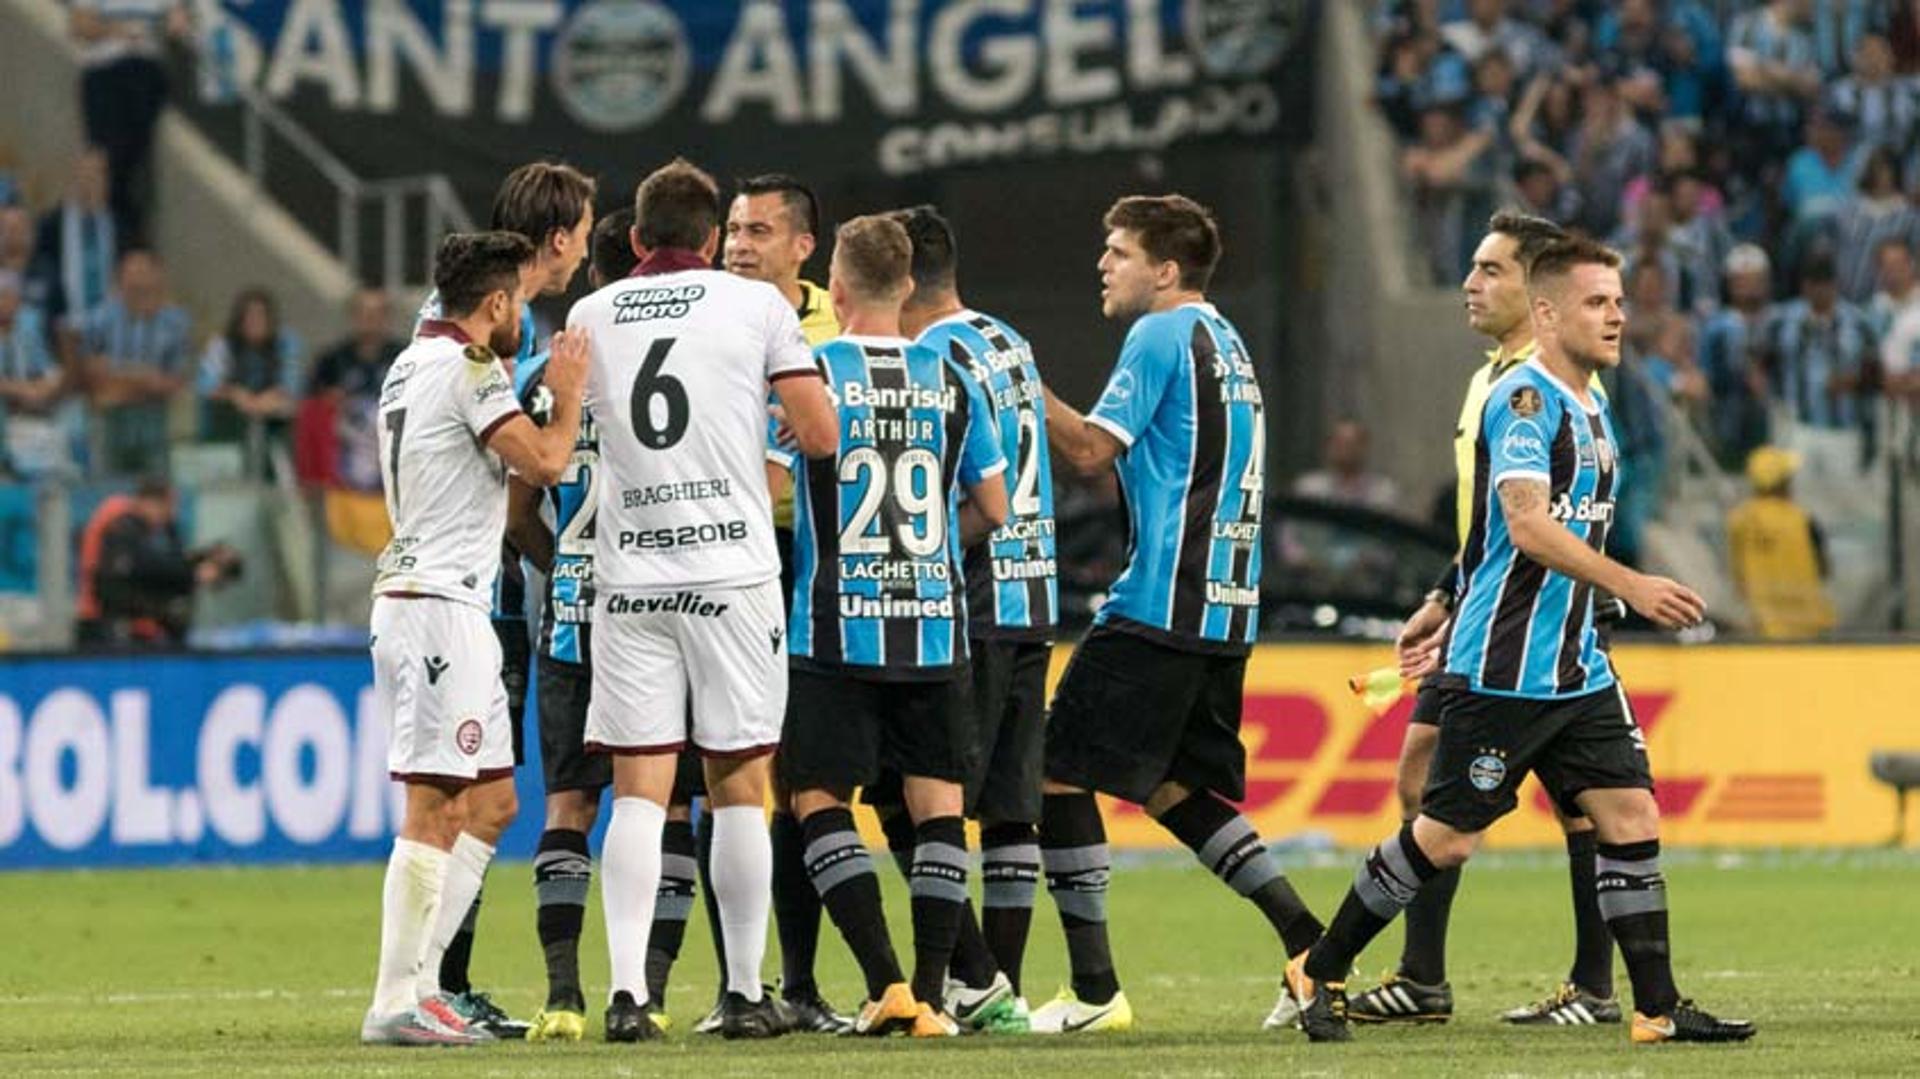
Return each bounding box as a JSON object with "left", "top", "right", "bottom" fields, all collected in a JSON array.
[{"left": 3, "top": 850, "right": 1916, "bottom": 1076}]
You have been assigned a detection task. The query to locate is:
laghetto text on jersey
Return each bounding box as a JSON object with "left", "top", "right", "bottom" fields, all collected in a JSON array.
[
  {"left": 775, "top": 336, "right": 1006, "bottom": 677},
  {"left": 413, "top": 291, "right": 540, "bottom": 621},
  {"left": 1446, "top": 361, "right": 1620, "bottom": 699},
  {"left": 918, "top": 311, "right": 1057, "bottom": 640},
  {"left": 516, "top": 355, "right": 598, "bottom": 666},
  {"left": 1086, "top": 303, "right": 1266, "bottom": 652}
]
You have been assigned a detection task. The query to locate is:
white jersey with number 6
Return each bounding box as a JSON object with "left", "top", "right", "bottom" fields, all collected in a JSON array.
[
  {"left": 570, "top": 268, "right": 817, "bottom": 591},
  {"left": 373, "top": 328, "right": 524, "bottom": 609}
]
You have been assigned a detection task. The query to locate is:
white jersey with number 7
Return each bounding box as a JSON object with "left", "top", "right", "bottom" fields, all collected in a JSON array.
[{"left": 570, "top": 267, "right": 819, "bottom": 591}]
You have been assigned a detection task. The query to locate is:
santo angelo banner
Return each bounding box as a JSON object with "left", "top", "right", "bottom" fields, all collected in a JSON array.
[
  {"left": 182, "top": 0, "right": 1314, "bottom": 189},
  {"left": 1067, "top": 642, "right": 1920, "bottom": 850}
]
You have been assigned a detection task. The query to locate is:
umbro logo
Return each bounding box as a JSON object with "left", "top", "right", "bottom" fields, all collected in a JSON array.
[
  {"left": 425, "top": 656, "right": 449, "bottom": 685},
  {"left": 769, "top": 626, "right": 785, "bottom": 654}
]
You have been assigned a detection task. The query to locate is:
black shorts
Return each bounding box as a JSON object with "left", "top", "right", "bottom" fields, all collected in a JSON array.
[
  {"left": 494, "top": 618, "right": 531, "bottom": 767},
  {"left": 963, "top": 639, "right": 1049, "bottom": 823},
  {"left": 536, "top": 655, "right": 611, "bottom": 794},
  {"left": 1409, "top": 679, "right": 1443, "bottom": 726},
  {"left": 1420, "top": 681, "right": 1654, "bottom": 833},
  {"left": 1043, "top": 625, "right": 1249, "bottom": 805},
  {"left": 781, "top": 667, "right": 974, "bottom": 793},
  {"left": 672, "top": 747, "right": 706, "bottom": 803}
]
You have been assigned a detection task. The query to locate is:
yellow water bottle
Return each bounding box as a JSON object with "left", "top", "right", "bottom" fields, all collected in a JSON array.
[{"left": 1347, "top": 667, "right": 1410, "bottom": 712}]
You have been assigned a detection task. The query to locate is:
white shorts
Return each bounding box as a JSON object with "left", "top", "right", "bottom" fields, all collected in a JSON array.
[
  {"left": 586, "top": 578, "right": 788, "bottom": 757},
  {"left": 371, "top": 595, "right": 514, "bottom": 785}
]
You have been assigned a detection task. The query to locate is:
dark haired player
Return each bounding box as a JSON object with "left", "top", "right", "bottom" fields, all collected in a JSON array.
[
  {"left": 409, "top": 162, "right": 596, "bottom": 1037},
  {"left": 510, "top": 208, "right": 632, "bottom": 1043},
  {"left": 1291, "top": 239, "right": 1755, "bottom": 1047},
  {"left": 362, "top": 231, "right": 586, "bottom": 1045},
  {"left": 1034, "top": 195, "right": 1323, "bottom": 1033}
]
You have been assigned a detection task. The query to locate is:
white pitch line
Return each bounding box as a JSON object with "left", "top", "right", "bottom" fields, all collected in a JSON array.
[{"left": 0, "top": 986, "right": 363, "bottom": 1006}]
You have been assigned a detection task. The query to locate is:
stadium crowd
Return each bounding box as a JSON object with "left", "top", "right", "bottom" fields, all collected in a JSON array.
[{"left": 1376, "top": 0, "right": 1920, "bottom": 568}]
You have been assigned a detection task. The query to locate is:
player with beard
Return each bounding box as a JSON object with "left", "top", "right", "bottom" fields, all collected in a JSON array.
[
  {"left": 361, "top": 231, "right": 587, "bottom": 1045},
  {"left": 409, "top": 162, "right": 595, "bottom": 1037}
]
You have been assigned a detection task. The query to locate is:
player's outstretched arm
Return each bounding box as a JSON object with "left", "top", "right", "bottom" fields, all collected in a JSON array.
[
  {"left": 959, "top": 473, "right": 1010, "bottom": 546},
  {"left": 772, "top": 372, "right": 838, "bottom": 459},
  {"left": 1497, "top": 478, "right": 1706, "bottom": 631},
  {"left": 1041, "top": 383, "right": 1124, "bottom": 478},
  {"left": 506, "top": 476, "right": 554, "bottom": 575},
  {"left": 488, "top": 328, "right": 587, "bottom": 486}
]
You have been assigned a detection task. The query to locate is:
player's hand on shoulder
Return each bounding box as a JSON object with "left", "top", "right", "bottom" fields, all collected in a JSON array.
[
  {"left": 546, "top": 326, "right": 589, "bottom": 399},
  {"left": 1622, "top": 572, "right": 1706, "bottom": 631}
]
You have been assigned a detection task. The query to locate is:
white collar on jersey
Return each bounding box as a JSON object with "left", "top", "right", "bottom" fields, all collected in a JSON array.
[
  {"left": 1523, "top": 357, "right": 1603, "bottom": 416},
  {"left": 837, "top": 333, "right": 914, "bottom": 348}
]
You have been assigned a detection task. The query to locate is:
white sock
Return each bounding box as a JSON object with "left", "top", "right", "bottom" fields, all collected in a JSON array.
[
  {"left": 371, "top": 838, "right": 448, "bottom": 1017},
  {"left": 602, "top": 796, "right": 665, "bottom": 1005},
  {"left": 709, "top": 804, "right": 772, "bottom": 1002},
  {"left": 416, "top": 832, "right": 496, "bottom": 1001}
]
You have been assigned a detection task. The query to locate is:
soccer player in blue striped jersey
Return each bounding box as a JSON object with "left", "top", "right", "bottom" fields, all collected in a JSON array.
[
  {"left": 1034, "top": 195, "right": 1322, "bottom": 1035},
  {"left": 503, "top": 208, "right": 632, "bottom": 1044},
  {"left": 406, "top": 162, "right": 595, "bottom": 1039},
  {"left": 771, "top": 214, "right": 1009, "bottom": 1038},
  {"left": 1295, "top": 238, "right": 1755, "bottom": 1047},
  {"left": 886, "top": 204, "right": 1054, "bottom": 1030}
]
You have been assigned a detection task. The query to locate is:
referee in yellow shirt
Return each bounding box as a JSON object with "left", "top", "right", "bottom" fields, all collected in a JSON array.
[{"left": 1346, "top": 212, "right": 1624, "bottom": 1029}]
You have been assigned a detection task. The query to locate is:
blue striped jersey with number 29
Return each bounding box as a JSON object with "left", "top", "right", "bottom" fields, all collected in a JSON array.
[
  {"left": 1446, "top": 360, "right": 1620, "bottom": 699},
  {"left": 773, "top": 336, "right": 1007, "bottom": 678},
  {"left": 917, "top": 310, "right": 1057, "bottom": 641},
  {"left": 1086, "top": 303, "right": 1265, "bottom": 653},
  {"left": 514, "top": 355, "right": 598, "bottom": 666}
]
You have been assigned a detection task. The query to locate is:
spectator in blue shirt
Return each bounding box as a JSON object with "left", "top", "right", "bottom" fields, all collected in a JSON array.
[
  {"left": 1782, "top": 105, "right": 1869, "bottom": 226},
  {"left": 1762, "top": 251, "right": 1881, "bottom": 436},
  {"left": 198, "top": 286, "right": 301, "bottom": 477},
  {"left": 32, "top": 150, "right": 117, "bottom": 330},
  {"left": 80, "top": 248, "right": 190, "bottom": 477},
  {"left": 1699, "top": 243, "right": 1779, "bottom": 466},
  {"left": 0, "top": 270, "right": 70, "bottom": 479}
]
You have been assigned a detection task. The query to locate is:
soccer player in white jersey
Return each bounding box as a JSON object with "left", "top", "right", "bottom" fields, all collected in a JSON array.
[
  {"left": 361, "top": 231, "right": 589, "bottom": 1046},
  {"left": 567, "top": 159, "right": 838, "bottom": 1042}
]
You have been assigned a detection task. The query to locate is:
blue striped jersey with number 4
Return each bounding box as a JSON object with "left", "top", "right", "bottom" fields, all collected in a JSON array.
[
  {"left": 1446, "top": 360, "right": 1620, "bottom": 699},
  {"left": 773, "top": 335, "right": 1007, "bottom": 676},
  {"left": 917, "top": 311, "right": 1057, "bottom": 641},
  {"left": 1086, "top": 303, "right": 1265, "bottom": 652},
  {"left": 514, "top": 354, "right": 598, "bottom": 666}
]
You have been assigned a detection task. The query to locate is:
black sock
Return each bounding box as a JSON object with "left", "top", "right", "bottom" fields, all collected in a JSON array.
[
  {"left": 438, "top": 898, "right": 479, "bottom": 996},
  {"left": 771, "top": 810, "right": 824, "bottom": 998},
  {"left": 1398, "top": 860, "right": 1462, "bottom": 985},
  {"left": 1566, "top": 830, "right": 1615, "bottom": 996},
  {"left": 1157, "top": 792, "right": 1324, "bottom": 957},
  {"left": 1305, "top": 822, "right": 1440, "bottom": 983},
  {"left": 1596, "top": 839, "right": 1678, "bottom": 1016},
  {"left": 909, "top": 816, "right": 970, "bottom": 1006},
  {"left": 949, "top": 901, "right": 999, "bottom": 990},
  {"left": 645, "top": 819, "right": 696, "bottom": 1007},
  {"left": 1040, "top": 792, "right": 1119, "bottom": 1004},
  {"left": 878, "top": 805, "right": 916, "bottom": 878},
  {"left": 534, "top": 829, "right": 591, "bottom": 1010},
  {"left": 802, "top": 807, "right": 903, "bottom": 1000},
  {"left": 981, "top": 822, "right": 1039, "bottom": 995},
  {"left": 695, "top": 802, "right": 728, "bottom": 1001}
]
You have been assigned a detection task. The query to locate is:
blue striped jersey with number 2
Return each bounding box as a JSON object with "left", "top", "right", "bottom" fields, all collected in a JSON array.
[
  {"left": 1446, "top": 361, "right": 1620, "bottom": 699},
  {"left": 514, "top": 354, "right": 598, "bottom": 666},
  {"left": 778, "top": 336, "right": 1006, "bottom": 677},
  {"left": 1086, "top": 303, "right": 1265, "bottom": 652},
  {"left": 917, "top": 311, "right": 1057, "bottom": 641}
]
